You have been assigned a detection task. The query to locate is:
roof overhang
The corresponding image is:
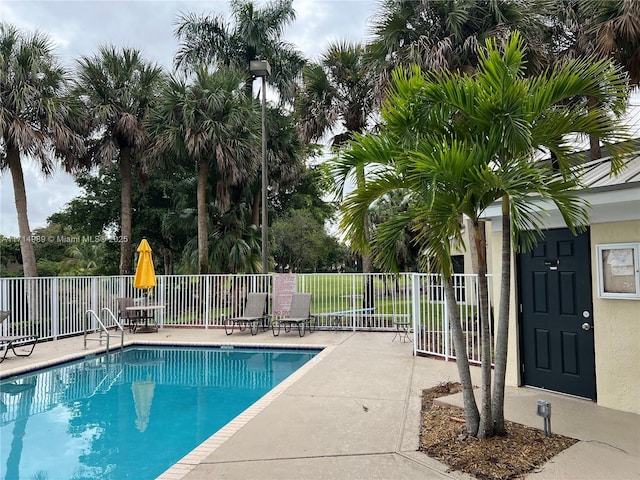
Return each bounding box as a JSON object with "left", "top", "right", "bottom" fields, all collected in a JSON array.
[{"left": 482, "top": 156, "right": 640, "bottom": 232}]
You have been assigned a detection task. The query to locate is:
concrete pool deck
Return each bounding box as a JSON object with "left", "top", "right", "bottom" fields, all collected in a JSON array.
[{"left": 1, "top": 328, "right": 638, "bottom": 480}]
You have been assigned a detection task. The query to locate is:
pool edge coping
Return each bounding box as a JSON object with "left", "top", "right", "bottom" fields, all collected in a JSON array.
[{"left": 0, "top": 339, "right": 326, "bottom": 379}]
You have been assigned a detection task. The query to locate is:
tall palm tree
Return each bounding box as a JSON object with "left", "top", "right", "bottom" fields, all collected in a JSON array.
[
  {"left": 174, "top": 0, "right": 305, "bottom": 103},
  {"left": 295, "top": 41, "right": 377, "bottom": 302},
  {"left": 174, "top": 0, "right": 306, "bottom": 239},
  {"left": 551, "top": 0, "right": 640, "bottom": 86},
  {"left": 0, "top": 23, "right": 84, "bottom": 278},
  {"left": 335, "top": 32, "right": 629, "bottom": 438},
  {"left": 549, "top": 0, "right": 640, "bottom": 159},
  {"left": 296, "top": 41, "right": 376, "bottom": 146},
  {"left": 146, "top": 66, "right": 259, "bottom": 274},
  {"left": 366, "top": 0, "right": 549, "bottom": 101},
  {"left": 589, "top": 0, "right": 640, "bottom": 86},
  {"left": 74, "top": 46, "right": 164, "bottom": 275}
]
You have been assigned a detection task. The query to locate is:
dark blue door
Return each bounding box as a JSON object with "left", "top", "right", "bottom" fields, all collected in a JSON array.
[{"left": 518, "top": 228, "right": 596, "bottom": 399}]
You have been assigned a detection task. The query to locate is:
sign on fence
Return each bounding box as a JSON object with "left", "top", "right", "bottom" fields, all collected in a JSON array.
[{"left": 273, "top": 274, "right": 296, "bottom": 315}]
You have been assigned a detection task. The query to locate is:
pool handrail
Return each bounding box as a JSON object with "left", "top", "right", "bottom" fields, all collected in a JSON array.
[{"left": 84, "top": 308, "right": 125, "bottom": 351}]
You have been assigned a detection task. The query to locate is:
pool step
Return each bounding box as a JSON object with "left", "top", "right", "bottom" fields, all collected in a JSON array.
[{"left": 85, "top": 359, "right": 124, "bottom": 395}]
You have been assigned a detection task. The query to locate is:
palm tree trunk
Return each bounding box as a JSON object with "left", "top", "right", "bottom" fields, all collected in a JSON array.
[
  {"left": 589, "top": 134, "right": 601, "bottom": 160},
  {"left": 356, "top": 164, "right": 375, "bottom": 311},
  {"left": 197, "top": 161, "right": 210, "bottom": 274},
  {"left": 362, "top": 213, "right": 375, "bottom": 311},
  {"left": 7, "top": 148, "right": 38, "bottom": 278},
  {"left": 444, "top": 276, "right": 480, "bottom": 435},
  {"left": 472, "top": 219, "right": 493, "bottom": 438},
  {"left": 251, "top": 189, "right": 260, "bottom": 227},
  {"left": 362, "top": 213, "right": 373, "bottom": 273},
  {"left": 119, "top": 147, "right": 133, "bottom": 275},
  {"left": 163, "top": 253, "right": 173, "bottom": 274},
  {"left": 588, "top": 97, "right": 602, "bottom": 160},
  {"left": 357, "top": 164, "right": 374, "bottom": 274},
  {"left": 491, "top": 196, "right": 512, "bottom": 434}
]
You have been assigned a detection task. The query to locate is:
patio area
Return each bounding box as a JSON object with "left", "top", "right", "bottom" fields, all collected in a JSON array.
[{"left": 1, "top": 328, "right": 638, "bottom": 479}]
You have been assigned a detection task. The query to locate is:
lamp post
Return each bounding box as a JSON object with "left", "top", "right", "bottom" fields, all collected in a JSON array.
[{"left": 249, "top": 60, "right": 271, "bottom": 275}]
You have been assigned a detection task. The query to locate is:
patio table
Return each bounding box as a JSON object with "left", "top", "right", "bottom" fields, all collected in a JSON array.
[
  {"left": 319, "top": 307, "right": 376, "bottom": 331},
  {"left": 392, "top": 320, "right": 412, "bottom": 343},
  {"left": 125, "top": 305, "right": 165, "bottom": 333}
]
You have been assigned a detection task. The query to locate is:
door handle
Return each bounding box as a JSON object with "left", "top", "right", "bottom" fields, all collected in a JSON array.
[{"left": 581, "top": 322, "right": 593, "bottom": 331}]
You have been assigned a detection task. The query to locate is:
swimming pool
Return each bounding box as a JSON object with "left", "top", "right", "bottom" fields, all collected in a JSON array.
[{"left": 0, "top": 346, "right": 319, "bottom": 479}]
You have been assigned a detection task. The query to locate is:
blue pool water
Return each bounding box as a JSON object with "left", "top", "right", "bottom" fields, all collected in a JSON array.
[{"left": 0, "top": 346, "right": 319, "bottom": 480}]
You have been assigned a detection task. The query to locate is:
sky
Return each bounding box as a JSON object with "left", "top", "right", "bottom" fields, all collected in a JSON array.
[{"left": 0, "top": 0, "right": 377, "bottom": 237}]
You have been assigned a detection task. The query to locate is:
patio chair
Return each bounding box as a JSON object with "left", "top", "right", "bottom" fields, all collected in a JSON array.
[
  {"left": 0, "top": 311, "right": 38, "bottom": 363},
  {"left": 224, "top": 292, "right": 269, "bottom": 335},
  {"left": 271, "top": 293, "right": 315, "bottom": 337},
  {"left": 116, "top": 297, "right": 145, "bottom": 333}
]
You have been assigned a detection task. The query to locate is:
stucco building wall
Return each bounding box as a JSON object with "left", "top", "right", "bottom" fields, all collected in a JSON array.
[{"left": 590, "top": 220, "right": 640, "bottom": 414}]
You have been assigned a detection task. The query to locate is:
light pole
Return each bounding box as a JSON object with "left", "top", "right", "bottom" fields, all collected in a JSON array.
[{"left": 249, "top": 59, "right": 271, "bottom": 275}]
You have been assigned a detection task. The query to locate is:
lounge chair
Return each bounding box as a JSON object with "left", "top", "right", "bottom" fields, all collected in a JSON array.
[
  {"left": 271, "top": 293, "right": 315, "bottom": 337},
  {"left": 224, "top": 292, "right": 268, "bottom": 335},
  {"left": 116, "top": 297, "right": 145, "bottom": 332},
  {"left": 0, "top": 311, "right": 38, "bottom": 363}
]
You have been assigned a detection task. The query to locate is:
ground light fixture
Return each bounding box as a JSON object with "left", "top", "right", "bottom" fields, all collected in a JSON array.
[
  {"left": 249, "top": 59, "right": 271, "bottom": 275},
  {"left": 536, "top": 400, "right": 552, "bottom": 436}
]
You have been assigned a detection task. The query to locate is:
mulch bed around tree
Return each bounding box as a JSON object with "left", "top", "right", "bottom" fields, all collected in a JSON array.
[{"left": 419, "top": 382, "right": 579, "bottom": 480}]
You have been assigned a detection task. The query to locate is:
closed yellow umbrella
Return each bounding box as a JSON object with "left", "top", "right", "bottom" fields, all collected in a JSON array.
[{"left": 133, "top": 238, "right": 156, "bottom": 292}]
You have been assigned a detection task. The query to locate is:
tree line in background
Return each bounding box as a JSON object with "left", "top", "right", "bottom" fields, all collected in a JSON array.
[
  {"left": 1, "top": 0, "right": 638, "bottom": 280},
  {"left": 1, "top": 0, "right": 341, "bottom": 277}
]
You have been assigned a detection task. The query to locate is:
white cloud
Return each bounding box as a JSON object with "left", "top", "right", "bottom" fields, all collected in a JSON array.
[
  {"left": 287, "top": 0, "right": 373, "bottom": 61},
  {"left": 0, "top": 163, "right": 78, "bottom": 237}
]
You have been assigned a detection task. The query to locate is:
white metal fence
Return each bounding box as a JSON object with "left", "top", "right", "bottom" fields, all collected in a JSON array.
[
  {"left": 0, "top": 273, "right": 493, "bottom": 365},
  {"left": 412, "top": 274, "right": 493, "bottom": 364}
]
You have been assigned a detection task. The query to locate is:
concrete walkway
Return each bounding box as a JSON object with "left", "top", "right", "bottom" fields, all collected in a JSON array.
[{"left": 1, "top": 329, "right": 638, "bottom": 479}]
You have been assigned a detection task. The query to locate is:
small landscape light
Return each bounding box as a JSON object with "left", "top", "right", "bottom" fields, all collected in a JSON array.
[{"left": 536, "top": 400, "right": 552, "bottom": 437}]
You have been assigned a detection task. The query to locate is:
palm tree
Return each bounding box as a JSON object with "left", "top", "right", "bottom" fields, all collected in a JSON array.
[
  {"left": 0, "top": 23, "right": 85, "bottom": 278},
  {"left": 549, "top": 0, "right": 640, "bottom": 160},
  {"left": 74, "top": 46, "right": 164, "bottom": 275},
  {"left": 366, "top": 0, "right": 549, "bottom": 101},
  {"left": 368, "top": 191, "right": 420, "bottom": 272},
  {"left": 295, "top": 41, "right": 378, "bottom": 304},
  {"left": 335, "top": 32, "right": 629, "bottom": 438},
  {"left": 589, "top": 0, "right": 640, "bottom": 86},
  {"left": 550, "top": 0, "right": 640, "bottom": 86},
  {"left": 174, "top": 0, "right": 305, "bottom": 103},
  {"left": 62, "top": 243, "right": 101, "bottom": 275},
  {"left": 174, "top": 0, "right": 306, "bottom": 238},
  {"left": 146, "top": 66, "right": 259, "bottom": 274},
  {"left": 296, "top": 41, "right": 376, "bottom": 146},
  {"left": 210, "top": 202, "right": 262, "bottom": 274}
]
